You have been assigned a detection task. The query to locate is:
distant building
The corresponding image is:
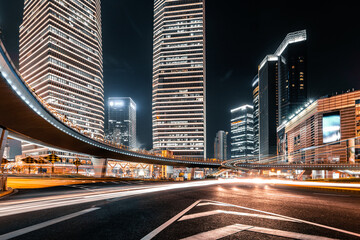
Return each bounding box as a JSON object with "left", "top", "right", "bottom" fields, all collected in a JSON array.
[
  {"left": 258, "top": 30, "right": 307, "bottom": 158},
  {"left": 106, "top": 97, "right": 136, "bottom": 149},
  {"left": 214, "top": 130, "right": 228, "bottom": 161},
  {"left": 230, "top": 105, "right": 254, "bottom": 158},
  {"left": 3, "top": 139, "right": 22, "bottom": 160},
  {"left": 252, "top": 75, "right": 259, "bottom": 157},
  {"left": 152, "top": 0, "right": 206, "bottom": 158}
]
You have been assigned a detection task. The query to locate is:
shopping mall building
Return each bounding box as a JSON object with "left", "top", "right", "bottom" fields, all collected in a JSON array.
[{"left": 277, "top": 90, "right": 360, "bottom": 173}]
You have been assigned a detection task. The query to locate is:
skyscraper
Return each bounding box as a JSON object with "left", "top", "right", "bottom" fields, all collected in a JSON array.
[
  {"left": 230, "top": 105, "right": 254, "bottom": 158},
  {"left": 152, "top": 0, "right": 206, "bottom": 158},
  {"left": 258, "top": 55, "right": 279, "bottom": 158},
  {"left": 276, "top": 30, "right": 307, "bottom": 124},
  {"left": 19, "top": 0, "right": 104, "bottom": 139},
  {"left": 214, "top": 130, "right": 227, "bottom": 161},
  {"left": 106, "top": 97, "right": 137, "bottom": 149},
  {"left": 252, "top": 75, "right": 259, "bottom": 157},
  {"left": 257, "top": 30, "right": 307, "bottom": 158}
]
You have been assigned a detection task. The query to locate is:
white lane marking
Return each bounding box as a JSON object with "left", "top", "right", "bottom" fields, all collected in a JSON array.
[
  {"left": 180, "top": 224, "right": 253, "bottom": 240},
  {"left": 206, "top": 200, "right": 360, "bottom": 238},
  {"left": 178, "top": 210, "right": 219, "bottom": 221},
  {"left": 180, "top": 224, "right": 338, "bottom": 240},
  {"left": 140, "top": 200, "right": 201, "bottom": 240},
  {"left": 178, "top": 210, "right": 298, "bottom": 222},
  {"left": 313, "top": 193, "right": 350, "bottom": 197},
  {"left": 0, "top": 207, "right": 100, "bottom": 240},
  {"left": 245, "top": 224, "right": 338, "bottom": 240}
]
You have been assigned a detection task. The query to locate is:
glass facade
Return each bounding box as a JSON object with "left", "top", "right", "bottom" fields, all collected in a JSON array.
[
  {"left": 258, "top": 30, "right": 307, "bottom": 159},
  {"left": 252, "top": 75, "right": 259, "bottom": 157},
  {"left": 152, "top": 0, "right": 206, "bottom": 158},
  {"left": 214, "top": 130, "right": 227, "bottom": 161},
  {"left": 230, "top": 105, "right": 254, "bottom": 158},
  {"left": 19, "top": 0, "right": 104, "bottom": 140},
  {"left": 277, "top": 31, "right": 308, "bottom": 124},
  {"left": 106, "top": 97, "right": 137, "bottom": 149},
  {"left": 259, "top": 56, "right": 279, "bottom": 158}
]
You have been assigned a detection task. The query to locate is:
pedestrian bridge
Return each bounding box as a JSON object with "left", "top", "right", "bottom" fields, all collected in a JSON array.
[{"left": 0, "top": 40, "right": 220, "bottom": 169}]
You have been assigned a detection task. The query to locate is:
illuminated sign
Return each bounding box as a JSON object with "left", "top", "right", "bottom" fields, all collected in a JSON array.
[{"left": 322, "top": 112, "right": 341, "bottom": 144}]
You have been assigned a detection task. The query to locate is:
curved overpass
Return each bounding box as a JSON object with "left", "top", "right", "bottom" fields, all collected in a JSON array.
[
  {"left": 0, "top": 41, "right": 220, "bottom": 168},
  {"left": 222, "top": 158, "right": 360, "bottom": 171}
]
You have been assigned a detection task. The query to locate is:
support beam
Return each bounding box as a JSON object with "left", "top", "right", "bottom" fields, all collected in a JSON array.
[
  {"left": 92, "top": 158, "right": 108, "bottom": 178},
  {"left": 0, "top": 128, "right": 8, "bottom": 159}
]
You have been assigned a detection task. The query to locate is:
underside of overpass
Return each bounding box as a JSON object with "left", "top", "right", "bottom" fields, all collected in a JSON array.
[{"left": 0, "top": 40, "right": 220, "bottom": 169}]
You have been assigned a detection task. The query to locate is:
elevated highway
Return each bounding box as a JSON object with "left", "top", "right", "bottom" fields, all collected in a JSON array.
[
  {"left": 0, "top": 40, "right": 220, "bottom": 169},
  {"left": 225, "top": 162, "right": 360, "bottom": 171}
]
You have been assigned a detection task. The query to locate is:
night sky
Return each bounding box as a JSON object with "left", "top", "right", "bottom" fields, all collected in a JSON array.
[{"left": 1, "top": 1, "right": 359, "bottom": 157}]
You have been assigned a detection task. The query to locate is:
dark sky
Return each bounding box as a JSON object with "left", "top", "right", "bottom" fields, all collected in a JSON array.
[{"left": 1, "top": 1, "right": 359, "bottom": 157}]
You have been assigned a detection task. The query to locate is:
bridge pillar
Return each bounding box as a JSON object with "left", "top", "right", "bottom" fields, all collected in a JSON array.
[
  {"left": 92, "top": 158, "right": 108, "bottom": 178},
  {"left": 0, "top": 128, "right": 8, "bottom": 160}
]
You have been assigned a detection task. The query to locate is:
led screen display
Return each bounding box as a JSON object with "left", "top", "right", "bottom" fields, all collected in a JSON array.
[{"left": 322, "top": 112, "right": 341, "bottom": 143}]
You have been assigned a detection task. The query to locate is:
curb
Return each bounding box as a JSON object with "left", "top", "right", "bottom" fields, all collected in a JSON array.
[
  {"left": 283, "top": 184, "right": 360, "bottom": 194},
  {"left": 0, "top": 187, "right": 14, "bottom": 199}
]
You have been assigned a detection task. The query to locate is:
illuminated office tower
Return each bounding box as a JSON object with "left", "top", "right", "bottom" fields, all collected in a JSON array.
[
  {"left": 230, "top": 105, "right": 254, "bottom": 158},
  {"left": 277, "top": 30, "right": 307, "bottom": 124},
  {"left": 214, "top": 130, "right": 227, "bottom": 161},
  {"left": 252, "top": 75, "right": 259, "bottom": 157},
  {"left": 19, "top": 0, "right": 104, "bottom": 139},
  {"left": 106, "top": 97, "right": 137, "bottom": 149},
  {"left": 152, "top": 0, "right": 206, "bottom": 158},
  {"left": 258, "top": 55, "right": 279, "bottom": 158},
  {"left": 258, "top": 30, "right": 307, "bottom": 158}
]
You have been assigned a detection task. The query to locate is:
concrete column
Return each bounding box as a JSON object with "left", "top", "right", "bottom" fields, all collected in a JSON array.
[
  {"left": 0, "top": 128, "right": 8, "bottom": 159},
  {"left": 92, "top": 158, "right": 108, "bottom": 178}
]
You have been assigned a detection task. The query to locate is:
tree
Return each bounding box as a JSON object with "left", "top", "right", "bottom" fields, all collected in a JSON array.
[{"left": 73, "top": 158, "right": 82, "bottom": 174}]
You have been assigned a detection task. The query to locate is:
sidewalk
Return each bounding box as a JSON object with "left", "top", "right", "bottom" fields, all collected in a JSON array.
[
  {"left": 6, "top": 175, "right": 171, "bottom": 189},
  {"left": 0, "top": 188, "right": 14, "bottom": 198}
]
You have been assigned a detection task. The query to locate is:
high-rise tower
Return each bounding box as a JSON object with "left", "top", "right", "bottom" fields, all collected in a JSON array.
[
  {"left": 252, "top": 75, "right": 259, "bottom": 157},
  {"left": 214, "top": 130, "right": 227, "bottom": 161},
  {"left": 106, "top": 97, "right": 137, "bottom": 149},
  {"left": 230, "top": 105, "right": 254, "bottom": 158},
  {"left": 257, "top": 30, "right": 307, "bottom": 158},
  {"left": 19, "top": 0, "right": 104, "bottom": 139},
  {"left": 152, "top": 0, "right": 206, "bottom": 158},
  {"left": 276, "top": 30, "right": 307, "bottom": 125}
]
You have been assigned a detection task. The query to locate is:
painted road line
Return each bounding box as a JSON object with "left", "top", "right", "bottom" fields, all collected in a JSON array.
[
  {"left": 0, "top": 207, "right": 100, "bottom": 240},
  {"left": 244, "top": 224, "right": 338, "bottom": 240},
  {"left": 180, "top": 224, "right": 253, "bottom": 240},
  {"left": 206, "top": 200, "right": 360, "bottom": 238},
  {"left": 180, "top": 224, "right": 338, "bottom": 240},
  {"left": 140, "top": 200, "right": 201, "bottom": 240},
  {"left": 178, "top": 210, "right": 298, "bottom": 222}
]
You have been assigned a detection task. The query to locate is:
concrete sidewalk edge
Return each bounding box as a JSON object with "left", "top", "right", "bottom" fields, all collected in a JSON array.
[{"left": 0, "top": 188, "right": 14, "bottom": 198}]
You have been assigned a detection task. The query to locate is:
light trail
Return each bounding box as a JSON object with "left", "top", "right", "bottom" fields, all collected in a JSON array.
[{"left": 0, "top": 179, "right": 358, "bottom": 218}]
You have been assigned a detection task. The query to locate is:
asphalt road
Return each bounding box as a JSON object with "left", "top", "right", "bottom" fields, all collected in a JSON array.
[{"left": 0, "top": 180, "right": 359, "bottom": 240}]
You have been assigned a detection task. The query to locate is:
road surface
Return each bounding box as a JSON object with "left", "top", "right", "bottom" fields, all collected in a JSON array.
[{"left": 0, "top": 179, "right": 359, "bottom": 240}]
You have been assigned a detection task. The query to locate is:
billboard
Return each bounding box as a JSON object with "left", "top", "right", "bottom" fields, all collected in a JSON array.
[{"left": 322, "top": 112, "right": 341, "bottom": 143}]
